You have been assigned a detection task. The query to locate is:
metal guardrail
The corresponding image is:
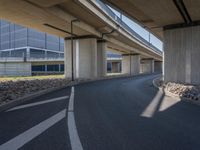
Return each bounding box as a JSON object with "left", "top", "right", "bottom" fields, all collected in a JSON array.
[{"left": 96, "top": 0, "right": 162, "bottom": 54}]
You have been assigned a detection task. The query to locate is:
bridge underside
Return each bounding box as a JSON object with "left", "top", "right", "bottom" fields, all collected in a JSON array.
[
  {"left": 0, "top": 0, "right": 162, "bottom": 79},
  {"left": 103, "top": 0, "right": 200, "bottom": 84}
]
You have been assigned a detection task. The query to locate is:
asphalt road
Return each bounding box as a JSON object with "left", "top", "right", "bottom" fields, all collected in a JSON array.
[{"left": 1, "top": 74, "right": 200, "bottom": 150}]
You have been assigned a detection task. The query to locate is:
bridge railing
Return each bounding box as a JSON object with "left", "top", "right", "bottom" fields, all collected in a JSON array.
[{"left": 96, "top": 0, "right": 162, "bottom": 55}]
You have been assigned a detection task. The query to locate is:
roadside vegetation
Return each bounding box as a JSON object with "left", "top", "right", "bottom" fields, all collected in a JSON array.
[{"left": 0, "top": 75, "right": 64, "bottom": 82}]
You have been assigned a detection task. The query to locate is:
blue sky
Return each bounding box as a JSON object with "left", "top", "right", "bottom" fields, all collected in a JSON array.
[{"left": 109, "top": 7, "right": 163, "bottom": 51}]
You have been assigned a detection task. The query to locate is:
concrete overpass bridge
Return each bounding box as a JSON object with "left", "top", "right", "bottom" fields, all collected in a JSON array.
[
  {"left": 0, "top": 0, "right": 162, "bottom": 80},
  {"left": 103, "top": 0, "right": 200, "bottom": 84}
]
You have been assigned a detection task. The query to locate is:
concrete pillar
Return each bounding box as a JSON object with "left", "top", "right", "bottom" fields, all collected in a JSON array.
[
  {"left": 154, "top": 61, "right": 162, "bottom": 73},
  {"left": 122, "top": 54, "right": 141, "bottom": 75},
  {"left": 64, "top": 38, "right": 98, "bottom": 79},
  {"left": 79, "top": 38, "right": 98, "bottom": 79},
  {"left": 111, "top": 62, "right": 117, "bottom": 73},
  {"left": 122, "top": 55, "right": 130, "bottom": 75},
  {"left": 141, "top": 59, "right": 154, "bottom": 74},
  {"left": 164, "top": 26, "right": 200, "bottom": 84},
  {"left": 97, "top": 41, "right": 107, "bottom": 77},
  {"left": 151, "top": 59, "right": 154, "bottom": 73},
  {"left": 130, "top": 54, "right": 141, "bottom": 75},
  {"left": 117, "top": 62, "right": 121, "bottom": 72},
  {"left": 64, "top": 39, "right": 76, "bottom": 79}
]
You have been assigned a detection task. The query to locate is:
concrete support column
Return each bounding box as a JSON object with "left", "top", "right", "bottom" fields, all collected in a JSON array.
[
  {"left": 164, "top": 26, "right": 200, "bottom": 84},
  {"left": 122, "top": 54, "right": 141, "bottom": 75},
  {"left": 112, "top": 62, "right": 119, "bottom": 73},
  {"left": 141, "top": 59, "right": 154, "bottom": 74},
  {"left": 64, "top": 38, "right": 98, "bottom": 79},
  {"left": 64, "top": 39, "right": 76, "bottom": 79},
  {"left": 130, "top": 54, "right": 141, "bottom": 75},
  {"left": 122, "top": 55, "right": 130, "bottom": 75},
  {"left": 154, "top": 61, "right": 162, "bottom": 73},
  {"left": 97, "top": 41, "right": 107, "bottom": 77},
  {"left": 151, "top": 59, "right": 154, "bottom": 73},
  {"left": 117, "top": 62, "right": 121, "bottom": 72},
  {"left": 79, "top": 38, "right": 98, "bottom": 79}
]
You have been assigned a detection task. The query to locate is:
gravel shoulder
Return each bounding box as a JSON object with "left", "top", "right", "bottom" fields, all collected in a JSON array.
[
  {"left": 0, "top": 77, "right": 70, "bottom": 106},
  {"left": 153, "top": 77, "right": 200, "bottom": 105}
]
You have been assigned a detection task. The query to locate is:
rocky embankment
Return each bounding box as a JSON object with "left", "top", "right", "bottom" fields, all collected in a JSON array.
[
  {"left": 0, "top": 78, "right": 69, "bottom": 105},
  {"left": 165, "top": 82, "right": 200, "bottom": 101}
]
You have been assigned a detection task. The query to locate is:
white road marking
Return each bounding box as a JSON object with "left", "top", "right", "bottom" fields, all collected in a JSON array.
[
  {"left": 0, "top": 109, "right": 66, "bottom": 150},
  {"left": 7, "top": 96, "right": 69, "bottom": 112},
  {"left": 67, "top": 86, "right": 83, "bottom": 150},
  {"left": 68, "top": 87, "right": 74, "bottom": 112}
]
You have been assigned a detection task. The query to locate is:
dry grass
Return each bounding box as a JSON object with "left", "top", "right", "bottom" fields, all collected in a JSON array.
[{"left": 0, "top": 75, "right": 65, "bottom": 82}]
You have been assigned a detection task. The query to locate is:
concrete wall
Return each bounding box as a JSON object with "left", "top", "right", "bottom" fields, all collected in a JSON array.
[
  {"left": 164, "top": 26, "right": 200, "bottom": 84},
  {"left": 0, "top": 62, "right": 31, "bottom": 76}
]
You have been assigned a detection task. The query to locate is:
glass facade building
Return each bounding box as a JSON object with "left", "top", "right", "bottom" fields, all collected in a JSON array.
[
  {"left": 0, "top": 19, "right": 64, "bottom": 57},
  {"left": 0, "top": 19, "right": 64, "bottom": 74}
]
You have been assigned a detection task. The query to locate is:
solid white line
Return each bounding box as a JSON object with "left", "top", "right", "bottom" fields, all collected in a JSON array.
[
  {"left": 7, "top": 96, "right": 69, "bottom": 112},
  {"left": 68, "top": 87, "right": 74, "bottom": 112},
  {"left": 68, "top": 112, "right": 83, "bottom": 150},
  {"left": 0, "top": 109, "right": 66, "bottom": 150},
  {"left": 67, "top": 86, "right": 83, "bottom": 150}
]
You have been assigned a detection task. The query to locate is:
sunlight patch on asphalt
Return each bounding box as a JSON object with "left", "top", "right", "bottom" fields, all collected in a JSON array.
[
  {"left": 158, "top": 96, "right": 180, "bottom": 112},
  {"left": 141, "top": 91, "right": 163, "bottom": 118}
]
